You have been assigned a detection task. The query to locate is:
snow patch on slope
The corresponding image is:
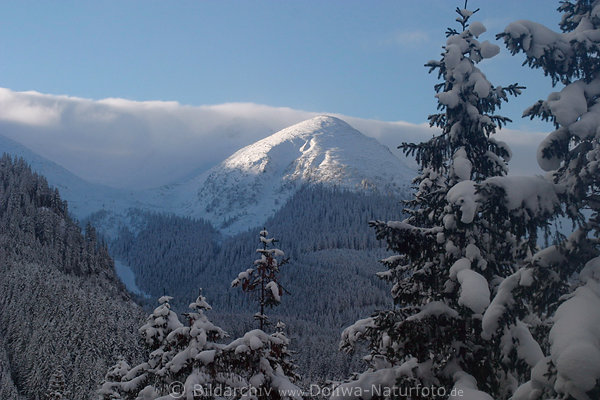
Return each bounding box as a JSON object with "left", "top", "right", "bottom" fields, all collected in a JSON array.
[{"left": 114, "top": 260, "right": 151, "bottom": 298}]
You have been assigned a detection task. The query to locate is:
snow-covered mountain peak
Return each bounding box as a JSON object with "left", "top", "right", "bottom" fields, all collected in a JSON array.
[
  {"left": 260, "top": 114, "right": 358, "bottom": 142},
  {"left": 177, "top": 115, "right": 414, "bottom": 234},
  {"left": 221, "top": 115, "right": 359, "bottom": 172},
  {"left": 0, "top": 116, "right": 415, "bottom": 237}
]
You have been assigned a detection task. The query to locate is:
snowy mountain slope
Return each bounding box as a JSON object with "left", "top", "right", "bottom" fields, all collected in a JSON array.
[
  {"left": 169, "top": 116, "right": 414, "bottom": 233},
  {"left": 1, "top": 116, "right": 415, "bottom": 235},
  {"left": 0, "top": 134, "right": 147, "bottom": 219}
]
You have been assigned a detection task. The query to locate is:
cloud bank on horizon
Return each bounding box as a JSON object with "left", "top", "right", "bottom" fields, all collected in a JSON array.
[{"left": 0, "top": 87, "right": 546, "bottom": 189}]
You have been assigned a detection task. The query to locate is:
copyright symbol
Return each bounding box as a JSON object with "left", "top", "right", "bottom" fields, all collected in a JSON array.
[{"left": 169, "top": 381, "right": 185, "bottom": 398}]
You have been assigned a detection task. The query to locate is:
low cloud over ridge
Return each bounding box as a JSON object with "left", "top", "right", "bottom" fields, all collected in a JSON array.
[{"left": 0, "top": 88, "right": 545, "bottom": 189}]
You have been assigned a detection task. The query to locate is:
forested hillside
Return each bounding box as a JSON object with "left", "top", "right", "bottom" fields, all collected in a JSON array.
[
  {"left": 0, "top": 333, "right": 22, "bottom": 400},
  {"left": 0, "top": 155, "right": 146, "bottom": 399},
  {"left": 107, "top": 185, "right": 408, "bottom": 380}
]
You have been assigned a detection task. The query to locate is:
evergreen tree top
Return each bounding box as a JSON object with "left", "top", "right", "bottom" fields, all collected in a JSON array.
[
  {"left": 401, "top": 4, "right": 522, "bottom": 183},
  {"left": 188, "top": 290, "right": 211, "bottom": 312},
  {"left": 342, "top": 4, "right": 534, "bottom": 399},
  {"left": 232, "top": 229, "right": 290, "bottom": 330},
  {"left": 499, "top": 0, "right": 600, "bottom": 85}
]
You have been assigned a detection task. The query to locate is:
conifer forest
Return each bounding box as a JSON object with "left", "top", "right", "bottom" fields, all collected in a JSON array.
[{"left": 1, "top": 1, "right": 600, "bottom": 400}]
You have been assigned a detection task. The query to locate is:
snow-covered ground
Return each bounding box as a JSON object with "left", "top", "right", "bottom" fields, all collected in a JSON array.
[{"left": 114, "top": 259, "right": 150, "bottom": 298}]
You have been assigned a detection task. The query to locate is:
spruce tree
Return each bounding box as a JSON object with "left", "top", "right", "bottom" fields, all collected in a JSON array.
[
  {"left": 229, "top": 229, "right": 301, "bottom": 399},
  {"left": 98, "top": 358, "right": 131, "bottom": 400},
  {"left": 99, "top": 293, "right": 233, "bottom": 400},
  {"left": 231, "top": 228, "right": 289, "bottom": 330},
  {"left": 165, "top": 291, "right": 234, "bottom": 398},
  {"left": 99, "top": 296, "right": 185, "bottom": 399},
  {"left": 336, "top": 4, "right": 526, "bottom": 398},
  {"left": 138, "top": 295, "right": 185, "bottom": 397},
  {"left": 488, "top": 1, "right": 600, "bottom": 398}
]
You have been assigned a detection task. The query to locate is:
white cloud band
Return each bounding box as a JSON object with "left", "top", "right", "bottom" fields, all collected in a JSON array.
[{"left": 0, "top": 87, "right": 545, "bottom": 189}]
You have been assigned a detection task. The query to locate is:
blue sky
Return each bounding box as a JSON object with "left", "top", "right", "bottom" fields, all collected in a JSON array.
[{"left": 1, "top": 1, "right": 561, "bottom": 130}]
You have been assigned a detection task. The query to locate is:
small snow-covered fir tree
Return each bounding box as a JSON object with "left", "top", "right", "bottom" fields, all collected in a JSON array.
[
  {"left": 231, "top": 228, "right": 289, "bottom": 330},
  {"left": 221, "top": 322, "right": 301, "bottom": 400},
  {"left": 98, "top": 358, "right": 131, "bottom": 400},
  {"left": 488, "top": 1, "right": 600, "bottom": 398},
  {"left": 229, "top": 229, "right": 301, "bottom": 399},
  {"left": 335, "top": 4, "right": 528, "bottom": 399},
  {"left": 137, "top": 295, "right": 185, "bottom": 397},
  {"left": 99, "top": 296, "right": 184, "bottom": 399},
  {"left": 99, "top": 293, "right": 234, "bottom": 400},
  {"left": 164, "top": 290, "right": 235, "bottom": 397}
]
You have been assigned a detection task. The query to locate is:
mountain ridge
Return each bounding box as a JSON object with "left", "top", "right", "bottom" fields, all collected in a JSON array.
[
  {"left": 168, "top": 115, "right": 413, "bottom": 233},
  {"left": 1, "top": 116, "right": 414, "bottom": 235},
  {"left": 0, "top": 134, "right": 137, "bottom": 218}
]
